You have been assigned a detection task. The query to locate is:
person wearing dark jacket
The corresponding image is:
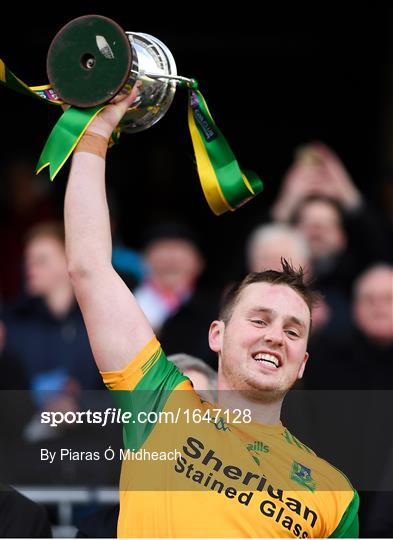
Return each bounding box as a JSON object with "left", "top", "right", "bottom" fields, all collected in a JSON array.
[
  {"left": 0, "top": 485, "right": 52, "bottom": 538},
  {"left": 4, "top": 222, "right": 102, "bottom": 403},
  {"left": 303, "top": 264, "right": 393, "bottom": 537}
]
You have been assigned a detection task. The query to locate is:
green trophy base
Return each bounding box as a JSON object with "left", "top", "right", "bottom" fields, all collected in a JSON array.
[{"left": 47, "top": 14, "right": 132, "bottom": 107}]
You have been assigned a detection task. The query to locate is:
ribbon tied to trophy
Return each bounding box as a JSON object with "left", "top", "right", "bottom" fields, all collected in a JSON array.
[{"left": 0, "top": 15, "right": 263, "bottom": 215}]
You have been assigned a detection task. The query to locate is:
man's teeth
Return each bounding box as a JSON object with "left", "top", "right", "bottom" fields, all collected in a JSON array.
[{"left": 254, "top": 353, "right": 279, "bottom": 367}]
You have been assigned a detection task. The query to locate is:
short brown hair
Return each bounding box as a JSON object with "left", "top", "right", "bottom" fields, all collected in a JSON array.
[{"left": 219, "top": 259, "right": 320, "bottom": 324}]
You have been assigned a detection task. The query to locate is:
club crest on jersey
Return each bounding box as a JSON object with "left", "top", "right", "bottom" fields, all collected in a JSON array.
[{"left": 290, "top": 461, "right": 316, "bottom": 491}]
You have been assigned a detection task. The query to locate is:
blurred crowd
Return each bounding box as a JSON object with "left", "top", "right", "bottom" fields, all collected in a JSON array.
[{"left": 0, "top": 142, "right": 392, "bottom": 537}]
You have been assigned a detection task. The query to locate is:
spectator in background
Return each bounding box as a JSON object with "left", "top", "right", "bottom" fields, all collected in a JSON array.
[
  {"left": 133, "top": 223, "right": 218, "bottom": 367},
  {"left": 0, "top": 156, "right": 59, "bottom": 302},
  {"left": 352, "top": 264, "right": 393, "bottom": 348},
  {"left": 304, "top": 264, "right": 393, "bottom": 537},
  {"left": 272, "top": 142, "right": 392, "bottom": 337},
  {"left": 305, "top": 263, "right": 393, "bottom": 389},
  {"left": 0, "top": 293, "right": 36, "bottom": 475},
  {"left": 272, "top": 142, "right": 363, "bottom": 223},
  {"left": 246, "top": 223, "right": 312, "bottom": 278},
  {"left": 4, "top": 222, "right": 102, "bottom": 430},
  {"left": 0, "top": 314, "right": 34, "bottom": 457},
  {"left": 291, "top": 196, "right": 347, "bottom": 278},
  {"left": 1, "top": 222, "right": 115, "bottom": 481},
  {"left": 0, "top": 485, "right": 52, "bottom": 538},
  {"left": 290, "top": 195, "right": 352, "bottom": 336},
  {"left": 245, "top": 223, "right": 330, "bottom": 334},
  {"left": 134, "top": 223, "right": 205, "bottom": 333},
  {"left": 168, "top": 352, "right": 217, "bottom": 403}
]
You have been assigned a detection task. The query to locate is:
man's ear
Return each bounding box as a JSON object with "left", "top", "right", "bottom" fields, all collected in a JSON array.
[
  {"left": 208, "top": 320, "right": 225, "bottom": 353},
  {"left": 297, "top": 352, "right": 309, "bottom": 380}
]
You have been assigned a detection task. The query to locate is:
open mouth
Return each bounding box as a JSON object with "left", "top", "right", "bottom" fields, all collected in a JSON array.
[{"left": 252, "top": 352, "right": 280, "bottom": 368}]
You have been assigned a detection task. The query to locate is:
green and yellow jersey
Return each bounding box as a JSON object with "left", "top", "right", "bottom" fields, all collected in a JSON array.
[{"left": 102, "top": 337, "right": 359, "bottom": 538}]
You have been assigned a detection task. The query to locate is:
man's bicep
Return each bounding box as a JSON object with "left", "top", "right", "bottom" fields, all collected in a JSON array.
[{"left": 73, "top": 266, "right": 154, "bottom": 372}]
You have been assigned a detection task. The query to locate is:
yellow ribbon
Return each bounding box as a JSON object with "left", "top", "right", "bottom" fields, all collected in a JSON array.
[{"left": 187, "top": 106, "right": 232, "bottom": 215}]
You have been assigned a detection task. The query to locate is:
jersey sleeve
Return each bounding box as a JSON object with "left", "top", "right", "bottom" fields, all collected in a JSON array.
[
  {"left": 329, "top": 490, "right": 360, "bottom": 538},
  {"left": 100, "top": 336, "right": 190, "bottom": 451}
]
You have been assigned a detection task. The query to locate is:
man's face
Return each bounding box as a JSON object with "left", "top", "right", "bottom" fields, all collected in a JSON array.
[
  {"left": 353, "top": 267, "right": 393, "bottom": 345},
  {"left": 25, "top": 236, "right": 68, "bottom": 296},
  {"left": 295, "top": 200, "right": 346, "bottom": 260},
  {"left": 209, "top": 283, "right": 310, "bottom": 401}
]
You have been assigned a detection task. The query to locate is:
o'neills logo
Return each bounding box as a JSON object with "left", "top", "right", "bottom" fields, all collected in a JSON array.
[
  {"left": 246, "top": 440, "right": 269, "bottom": 465},
  {"left": 174, "top": 436, "right": 318, "bottom": 538}
]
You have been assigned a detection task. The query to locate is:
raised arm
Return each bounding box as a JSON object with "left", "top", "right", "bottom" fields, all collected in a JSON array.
[{"left": 64, "top": 86, "right": 154, "bottom": 372}]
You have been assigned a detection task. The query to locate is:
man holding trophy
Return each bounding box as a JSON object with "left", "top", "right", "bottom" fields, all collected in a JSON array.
[
  {"left": 0, "top": 14, "right": 358, "bottom": 538},
  {"left": 64, "top": 85, "right": 358, "bottom": 537}
]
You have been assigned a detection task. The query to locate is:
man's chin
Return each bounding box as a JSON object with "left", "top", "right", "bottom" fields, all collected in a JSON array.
[{"left": 240, "top": 381, "right": 286, "bottom": 404}]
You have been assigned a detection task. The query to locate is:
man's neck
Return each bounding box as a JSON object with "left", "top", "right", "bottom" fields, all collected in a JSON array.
[{"left": 217, "top": 379, "right": 283, "bottom": 425}]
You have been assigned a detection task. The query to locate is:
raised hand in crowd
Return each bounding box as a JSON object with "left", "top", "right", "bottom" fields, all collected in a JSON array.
[{"left": 272, "top": 141, "right": 362, "bottom": 222}]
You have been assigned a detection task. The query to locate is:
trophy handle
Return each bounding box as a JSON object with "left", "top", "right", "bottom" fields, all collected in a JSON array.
[{"left": 141, "top": 72, "right": 198, "bottom": 89}]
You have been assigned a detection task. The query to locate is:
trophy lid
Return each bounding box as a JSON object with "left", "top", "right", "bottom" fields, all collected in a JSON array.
[{"left": 47, "top": 15, "right": 132, "bottom": 107}]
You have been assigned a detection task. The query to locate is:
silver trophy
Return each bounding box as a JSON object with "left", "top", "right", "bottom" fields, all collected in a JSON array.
[{"left": 46, "top": 15, "right": 195, "bottom": 134}]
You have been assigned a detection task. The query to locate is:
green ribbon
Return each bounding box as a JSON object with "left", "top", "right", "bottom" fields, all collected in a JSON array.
[
  {"left": 2, "top": 57, "right": 264, "bottom": 211},
  {"left": 36, "top": 105, "right": 105, "bottom": 179},
  {"left": 0, "top": 58, "right": 62, "bottom": 104},
  {"left": 1, "top": 58, "right": 115, "bottom": 180},
  {"left": 187, "top": 87, "right": 263, "bottom": 214}
]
